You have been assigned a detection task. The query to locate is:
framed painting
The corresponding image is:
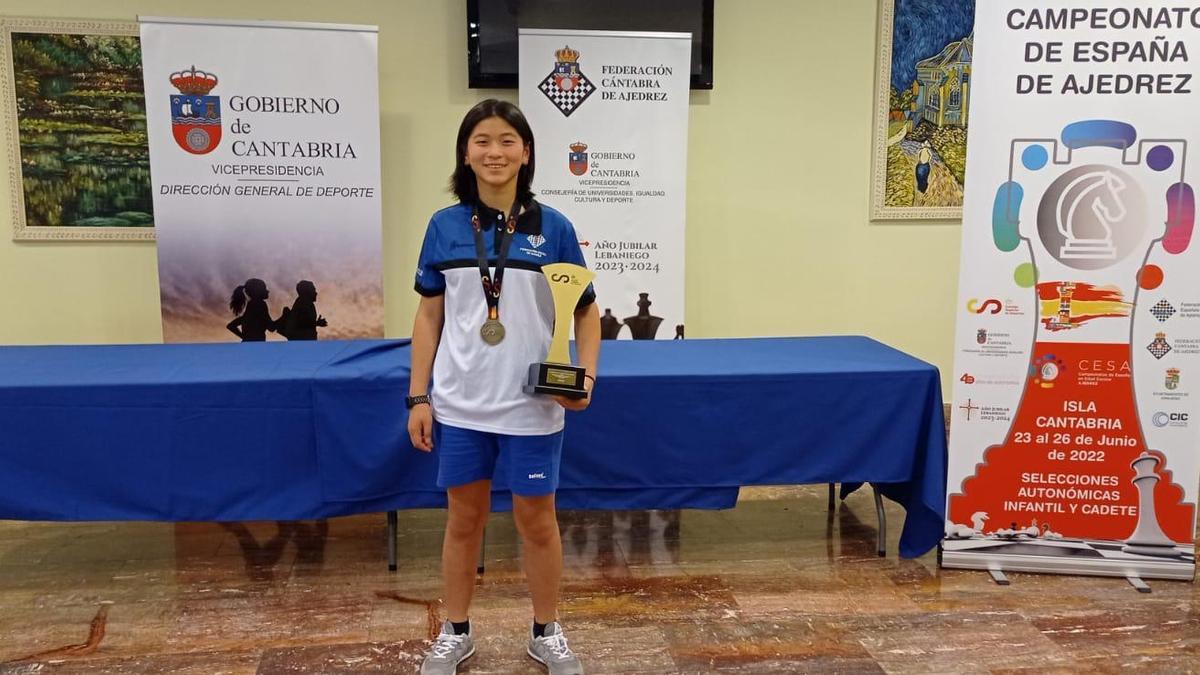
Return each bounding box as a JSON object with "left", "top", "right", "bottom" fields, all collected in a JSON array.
[
  {"left": 1, "top": 17, "right": 153, "bottom": 241},
  {"left": 870, "top": 0, "right": 975, "bottom": 221}
]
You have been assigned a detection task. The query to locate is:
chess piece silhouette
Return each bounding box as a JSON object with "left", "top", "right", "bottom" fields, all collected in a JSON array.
[
  {"left": 599, "top": 308, "right": 623, "bottom": 340},
  {"left": 623, "top": 292, "right": 663, "bottom": 340}
]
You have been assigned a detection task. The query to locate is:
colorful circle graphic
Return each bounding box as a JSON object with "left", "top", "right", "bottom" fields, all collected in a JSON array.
[
  {"left": 1022, "top": 145, "right": 1049, "bottom": 171},
  {"left": 1147, "top": 145, "right": 1174, "bottom": 172},
  {"left": 1137, "top": 264, "right": 1164, "bottom": 290}
]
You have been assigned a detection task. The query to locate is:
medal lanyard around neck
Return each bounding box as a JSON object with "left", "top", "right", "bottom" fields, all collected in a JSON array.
[{"left": 471, "top": 198, "right": 521, "bottom": 322}]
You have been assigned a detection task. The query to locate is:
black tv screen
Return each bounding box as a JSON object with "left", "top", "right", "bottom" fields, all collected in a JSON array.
[{"left": 467, "top": 0, "right": 714, "bottom": 90}]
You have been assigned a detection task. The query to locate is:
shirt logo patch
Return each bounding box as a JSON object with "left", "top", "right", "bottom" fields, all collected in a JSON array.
[
  {"left": 527, "top": 234, "right": 546, "bottom": 249},
  {"left": 527, "top": 472, "right": 546, "bottom": 480}
]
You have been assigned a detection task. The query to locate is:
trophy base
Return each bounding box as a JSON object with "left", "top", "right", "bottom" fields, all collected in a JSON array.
[{"left": 524, "top": 362, "right": 588, "bottom": 399}]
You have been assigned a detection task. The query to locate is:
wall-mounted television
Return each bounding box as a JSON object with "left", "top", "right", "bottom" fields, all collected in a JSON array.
[{"left": 466, "top": 0, "right": 714, "bottom": 90}]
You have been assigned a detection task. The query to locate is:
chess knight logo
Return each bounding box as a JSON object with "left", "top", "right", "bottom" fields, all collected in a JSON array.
[
  {"left": 1166, "top": 368, "right": 1180, "bottom": 390},
  {"left": 170, "top": 66, "right": 221, "bottom": 154},
  {"left": 538, "top": 46, "right": 595, "bottom": 117},
  {"left": 569, "top": 142, "right": 588, "bottom": 176}
]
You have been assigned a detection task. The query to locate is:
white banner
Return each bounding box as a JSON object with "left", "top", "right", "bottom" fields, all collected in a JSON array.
[
  {"left": 141, "top": 17, "right": 383, "bottom": 342},
  {"left": 945, "top": 1, "right": 1199, "bottom": 580},
  {"left": 520, "top": 29, "right": 690, "bottom": 340}
]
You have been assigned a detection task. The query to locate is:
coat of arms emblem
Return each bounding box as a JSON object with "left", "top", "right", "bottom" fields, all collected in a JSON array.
[
  {"left": 538, "top": 46, "right": 595, "bottom": 117},
  {"left": 170, "top": 66, "right": 221, "bottom": 154},
  {"left": 569, "top": 142, "right": 588, "bottom": 176}
]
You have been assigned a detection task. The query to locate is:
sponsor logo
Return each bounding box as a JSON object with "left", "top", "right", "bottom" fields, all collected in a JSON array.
[
  {"left": 169, "top": 66, "right": 221, "bottom": 154},
  {"left": 958, "top": 373, "right": 1022, "bottom": 386},
  {"left": 1152, "top": 411, "right": 1189, "bottom": 428},
  {"left": 967, "top": 298, "right": 1003, "bottom": 314},
  {"left": 527, "top": 472, "right": 547, "bottom": 480},
  {"left": 1166, "top": 368, "right": 1180, "bottom": 391},
  {"left": 538, "top": 45, "right": 595, "bottom": 116},
  {"left": 1031, "top": 354, "right": 1066, "bottom": 388},
  {"left": 977, "top": 329, "right": 988, "bottom": 344},
  {"left": 1147, "top": 332, "right": 1172, "bottom": 359},
  {"left": 959, "top": 398, "right": 979, "bottom": 421},
  {"left": 1151, "top": 299, "right": 1176, "bottom": 322},
  {"left": 568, "top": 142, "right": 588, "bottom": 176},
  {"left": 527, "top": 234, "right": 546, "bottom": 249}
]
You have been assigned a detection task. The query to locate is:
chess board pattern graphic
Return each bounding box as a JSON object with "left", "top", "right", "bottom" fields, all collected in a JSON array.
[
  {"left": 538, "top": 73, "right": 595, "bottom": 117},
  {"left": 1150, "top": 299, "right": 1176, "bottom": 322},
  {"left": 1148, "top": 335, "right": 1173, "bottom": 359}
]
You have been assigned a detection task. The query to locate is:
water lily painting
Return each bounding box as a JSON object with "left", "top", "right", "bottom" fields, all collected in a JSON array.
[{"left": 2, "top": 18, "right": 153, "bottom": 241}]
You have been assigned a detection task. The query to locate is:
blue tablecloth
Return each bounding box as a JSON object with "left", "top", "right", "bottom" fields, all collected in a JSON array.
[{"left": 0, "top": 336, "right": 946, "bottom": 557}]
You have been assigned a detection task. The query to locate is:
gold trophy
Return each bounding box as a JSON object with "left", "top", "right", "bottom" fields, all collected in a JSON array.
[{"left": 525, "top": 262, "right": 595, "bottom": 399}]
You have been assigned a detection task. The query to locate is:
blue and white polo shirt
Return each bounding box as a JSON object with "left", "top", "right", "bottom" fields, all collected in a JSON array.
[{"left": 414, "top": 200, "right": 595, "bottom": 435}]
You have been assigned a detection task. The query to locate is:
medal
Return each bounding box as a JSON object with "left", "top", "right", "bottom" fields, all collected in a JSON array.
[
  {"left": 472, "top": 198, "right": 521, "bottom": 347},
  {"left": 480, "top": 318, "right": 506, "bottom": 345}
]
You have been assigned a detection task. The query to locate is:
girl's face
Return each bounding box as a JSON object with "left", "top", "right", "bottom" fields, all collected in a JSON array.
[{"left": 464, "top": 116, "right": 529, "bottom": 194}]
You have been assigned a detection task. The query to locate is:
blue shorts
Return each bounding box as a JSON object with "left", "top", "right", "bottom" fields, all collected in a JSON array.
[{"left": 434, "top": 422, "right": 564, "bottom": 496}]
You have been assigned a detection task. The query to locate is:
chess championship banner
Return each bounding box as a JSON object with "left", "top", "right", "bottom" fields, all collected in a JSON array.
[
  {"left": 519, "top": 29, "right": 690, "bottom": 340},
  {"left": 141, "top": 18, "right": 383, "bottom": 343},
  {"left": 944, "top": 1, "right": 1199, "bottom": 580}
]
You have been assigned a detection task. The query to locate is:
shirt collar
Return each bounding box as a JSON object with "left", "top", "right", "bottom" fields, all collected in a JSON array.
[{"left": 473, "top": 199, "right": 542, "bottom": 235}]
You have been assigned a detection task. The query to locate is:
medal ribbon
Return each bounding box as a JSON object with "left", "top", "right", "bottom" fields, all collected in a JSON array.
[{"left": 471, "top": 198, "right": 520, "bottom": 322}]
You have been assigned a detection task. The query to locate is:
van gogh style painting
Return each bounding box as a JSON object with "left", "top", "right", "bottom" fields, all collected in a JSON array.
[{"left": 871, "top": 0, "right": 975, "bottom": 220}]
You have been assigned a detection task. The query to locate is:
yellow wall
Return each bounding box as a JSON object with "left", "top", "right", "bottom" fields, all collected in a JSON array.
[{"left": 0, "top": 1, "right": 961, "bottom": 391}]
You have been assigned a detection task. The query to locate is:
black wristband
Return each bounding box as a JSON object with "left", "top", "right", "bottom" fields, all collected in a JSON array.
[
  {"left": 405, "top": 394, "right": 430, "bottom": 410},
  {"left": 583, "top": 374, "right": 596, "bottom": 383}
]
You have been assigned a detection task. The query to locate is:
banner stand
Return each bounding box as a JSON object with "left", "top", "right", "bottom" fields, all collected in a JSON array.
[{"left": 519, "top": 28, "right": 691, "bottom": 341}]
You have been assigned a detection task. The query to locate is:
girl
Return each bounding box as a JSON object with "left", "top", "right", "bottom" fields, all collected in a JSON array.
[
  {"left": 226, "top": 278, "right": 277, "bottom": 342},
  {"left": 410, "top": 99, "right": 599, "bottom": 675}
]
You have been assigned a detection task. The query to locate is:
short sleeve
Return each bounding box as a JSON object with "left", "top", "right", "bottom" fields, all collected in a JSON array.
[
  {"left": 557, "top": 218, "right": 596, "bottom": 310},
  {"left": 414, "top": 217, "right": 445, "bottom": 297}
]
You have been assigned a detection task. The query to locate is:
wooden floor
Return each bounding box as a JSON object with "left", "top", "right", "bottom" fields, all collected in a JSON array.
[{"left": 0, "top": 485, "right": 1197, "bottom": 673}]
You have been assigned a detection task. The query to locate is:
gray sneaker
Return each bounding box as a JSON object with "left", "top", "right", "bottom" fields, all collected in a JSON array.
[
  {"left": 420, "top": 621, "right": 475, "bottom": 675},
  {"left": 527, "top": 622, "right": 584, "bottom": 674}
]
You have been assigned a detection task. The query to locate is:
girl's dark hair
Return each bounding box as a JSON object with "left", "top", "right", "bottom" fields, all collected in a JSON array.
[
  {"left": 449, "top": 99, "right": 535, "bottom": 204},
  {"left": 229, "top": 278, "right": 267, "bottom": 315}
]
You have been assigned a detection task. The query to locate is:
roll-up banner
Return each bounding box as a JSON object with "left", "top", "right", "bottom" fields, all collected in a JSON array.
[
  {"left": 519, "top": 29, "right": 690, "bottom": 341},
  {"left": 945, "top": 1, "right": 1199, "bottom": 580},
  {"left": 141, "top": 17, "right": 384, "bottom": 343}
]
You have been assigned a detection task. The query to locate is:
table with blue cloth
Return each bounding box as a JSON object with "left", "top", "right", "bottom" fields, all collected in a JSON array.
[{"left": 0, "top": 336, "right": 947, "bottom": 558}]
